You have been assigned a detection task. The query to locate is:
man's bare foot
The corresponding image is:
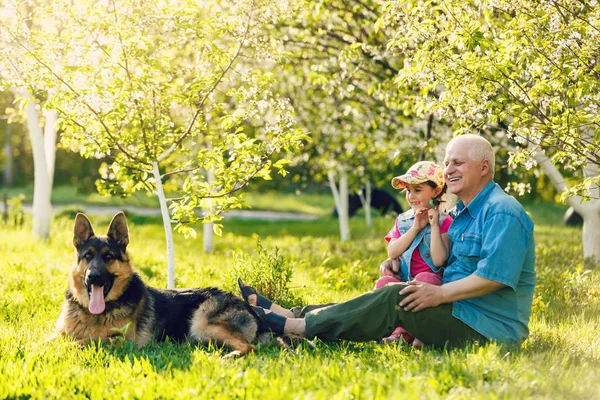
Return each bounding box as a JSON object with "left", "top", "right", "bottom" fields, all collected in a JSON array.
[
  {"left": 237, "top": 278, "right": 295, "bottom": 318},
  {"left": 237, "top": 278, "right": 272, "bottom": 309}
]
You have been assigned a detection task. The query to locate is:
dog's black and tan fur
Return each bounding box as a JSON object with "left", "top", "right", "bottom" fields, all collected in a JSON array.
[{"left": 54, "top": 212, "right": 271, "bottom": 357}]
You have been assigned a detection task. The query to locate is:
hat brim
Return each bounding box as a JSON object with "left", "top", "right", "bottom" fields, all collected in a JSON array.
[{"left": 391, "top": 175, "right": 430, "bottom": 189}]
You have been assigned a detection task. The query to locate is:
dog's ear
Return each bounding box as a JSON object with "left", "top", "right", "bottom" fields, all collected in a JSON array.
[
  {"left": 74, "top": 213, "right": 95, "bottom": 248},
  {"left": 107, "top": 212, "right": 129, "bottom": 249}
]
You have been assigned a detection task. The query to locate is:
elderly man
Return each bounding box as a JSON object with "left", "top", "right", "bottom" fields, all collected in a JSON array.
[{"left": 241, "top": 135, "right": 536, "bottom": 346}]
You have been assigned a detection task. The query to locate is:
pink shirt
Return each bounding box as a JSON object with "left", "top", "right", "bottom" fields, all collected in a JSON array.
[{"left": 385, "top": 215, "right": 453, "bottom": 278}]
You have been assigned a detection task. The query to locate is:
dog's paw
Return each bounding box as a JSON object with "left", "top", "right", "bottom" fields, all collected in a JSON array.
[
  {"left": 222, "top": 350, "right": 243, "bottom": 359},
  {"left": 45, "top": 333, "right": 59, "bottom": 343}
]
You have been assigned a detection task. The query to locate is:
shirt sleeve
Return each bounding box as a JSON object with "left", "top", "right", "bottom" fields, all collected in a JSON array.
[
  {"left": 384, "top": 218, "right": 401, "bottom": 243},
  {"left": 440, "top": 215, "right": 453, "bottom": 234},
  {"left": 474, "top": 212, "right": 531, "bottom": 290}
]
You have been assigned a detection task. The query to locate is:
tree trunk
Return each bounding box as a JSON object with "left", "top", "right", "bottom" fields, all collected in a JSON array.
[
  {"left": 581, "top": 207, "right": 600, "bottom": 268},
  {"left": 203, "top": 168, "right": 214, "bottom": 253},
  {"left": 152, "top": 161, "right": 176, "bottom": 289},
  {"left": 44, "top": 89, "right": 58, "bottom": 190},
  {"left": 419, "top": 113, "right": 434, "bottom": 161},
  {"left": 17, "top": 89, "right": 55, "bottom": 239},
  {"left": 532, "top": 148, "right": 600, "bottom": 266},
  {"left": 358, "top": 180, "right": 372, "bottom": 228},
  {"left": 3, "top": 120, "right": 13, "bottom": 186},
  {"left": 328, "top": 170, "right": 350, "bottom": 241}
]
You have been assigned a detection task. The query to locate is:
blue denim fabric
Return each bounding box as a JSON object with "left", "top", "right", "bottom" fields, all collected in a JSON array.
[
  {"left": 395, "top": 210, "right": 446, "bottom": 281},
  {"left": 444, "top": 181, "right": 536, "bottom": 344}
]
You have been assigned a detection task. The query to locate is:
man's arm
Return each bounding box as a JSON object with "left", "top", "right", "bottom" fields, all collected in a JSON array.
[
  {"left": 400, "top": 205, "right": 533, "bottom": 312},
  {"left": 398, "top": 275, "right": 506, "bottom": 312}
]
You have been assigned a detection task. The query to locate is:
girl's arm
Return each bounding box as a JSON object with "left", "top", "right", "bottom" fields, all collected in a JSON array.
[
  {"left": 428, "top": 209, "right": 450, "bottom": 267},
  {"left": 388, "top": 227, "right": 419, "bottom": 259},
  {"left": 388, "top": 209, "right": 428, "bottom": 259},
  {"left": 429, "top": 224, "right": 450, "bottom": 267}
]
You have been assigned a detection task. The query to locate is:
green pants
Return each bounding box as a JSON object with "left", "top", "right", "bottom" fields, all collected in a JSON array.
[{"left": 291, "top": 285, "right": 487, "bottom": 347}]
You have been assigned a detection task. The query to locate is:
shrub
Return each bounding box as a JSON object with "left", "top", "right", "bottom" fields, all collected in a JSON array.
[
  {"left": 228, "top": 240, "right": 304, "bottom": 309},
  {"left": 2, "top": 193, "right": 26, "bottom": 227}
]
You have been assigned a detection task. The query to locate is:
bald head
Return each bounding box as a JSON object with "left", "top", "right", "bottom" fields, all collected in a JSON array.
[
  {"left": 447, "top": 134, "right": 495, "bottom": 178},
  {"left": 444, "top": 134, "right": 495, "bottom": 205}
]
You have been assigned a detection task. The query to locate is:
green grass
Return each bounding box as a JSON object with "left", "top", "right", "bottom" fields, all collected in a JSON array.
[{"left": 1, "top": 200, "right": 597, "bottom": 399}]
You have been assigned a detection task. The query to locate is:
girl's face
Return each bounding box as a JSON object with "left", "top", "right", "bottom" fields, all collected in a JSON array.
[{"left": 405, "top": 183, "right": 439, "bottom": 211}]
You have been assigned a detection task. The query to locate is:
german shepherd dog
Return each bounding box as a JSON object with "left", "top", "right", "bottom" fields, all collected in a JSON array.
[{"left": 53, "top": 212, "right": 271, "bottom": 357}]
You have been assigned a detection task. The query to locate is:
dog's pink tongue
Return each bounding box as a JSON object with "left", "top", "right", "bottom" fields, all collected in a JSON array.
[{"left": 89, "top": 284, "right": 105, "bottom": 314}]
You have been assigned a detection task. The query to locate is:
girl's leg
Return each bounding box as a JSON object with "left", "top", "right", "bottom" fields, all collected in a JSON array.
[
  {"left": 413, "top": 272, "right": 442, "bottom": 286},
  {"left": 381, "top": 327, "right": 409, "bottom": 343},
  {"left": 374, "top": 275, "right": 403, "bottom": 290}
]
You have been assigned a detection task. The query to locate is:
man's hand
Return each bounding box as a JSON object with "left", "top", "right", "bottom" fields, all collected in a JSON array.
[
  {"left": 399, "top": 281, "right": 444, "bottom": 312},
  {"left": 379, "top": 258, "right": 400, "bottom": 277}
]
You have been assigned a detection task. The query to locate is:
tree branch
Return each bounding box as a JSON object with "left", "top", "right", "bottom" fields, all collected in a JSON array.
[
  {"left": 109, "top": 0, "right": 154, "bottom": 158},
  {"left": 1, "top": 22, "right": 145, "bottom": 164},
  {"left": 157, "top": 13, "right": 252, "bottom": 163}
]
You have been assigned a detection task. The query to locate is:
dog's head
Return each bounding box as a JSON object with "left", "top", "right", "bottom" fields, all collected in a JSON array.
[{"left": 71, "top": 212, "right": 134, "bottom": 315}]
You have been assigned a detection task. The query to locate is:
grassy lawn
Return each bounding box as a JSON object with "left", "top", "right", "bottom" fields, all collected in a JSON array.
[{"left": 1, "top": 197, "right": 598, "bottom": 398}]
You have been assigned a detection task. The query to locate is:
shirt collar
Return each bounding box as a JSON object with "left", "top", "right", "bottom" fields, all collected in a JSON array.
[
  {"left": 398, "top": 209, "right": 415, "bottom": 221},
  {"left": 455, "top": 180, "right": 496, "bottom": 218}
]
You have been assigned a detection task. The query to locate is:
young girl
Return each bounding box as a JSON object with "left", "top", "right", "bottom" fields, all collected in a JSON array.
[{"left": 375, "top": 161, "right": 453, "bottom": 346}]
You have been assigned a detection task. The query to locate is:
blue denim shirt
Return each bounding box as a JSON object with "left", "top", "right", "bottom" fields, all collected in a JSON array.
[
  {"left": 444, "top": 181, "right": 536, "bottom": 344},
  {"left": 395, "top": 210, "right": 445, "bottom": 281}
]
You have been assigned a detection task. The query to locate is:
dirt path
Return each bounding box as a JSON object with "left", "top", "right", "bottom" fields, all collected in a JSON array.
[{"left": 1, "top": 203, "right": 320, "bottom": 221}]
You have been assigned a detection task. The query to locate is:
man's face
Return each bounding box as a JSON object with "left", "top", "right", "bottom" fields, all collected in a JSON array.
[{"left": 444, "top": 139, "right": 487, "bottom": 204}]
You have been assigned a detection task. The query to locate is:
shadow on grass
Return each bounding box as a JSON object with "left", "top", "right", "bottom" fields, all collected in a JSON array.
[
  {"left": 522, "top": 333, "right": 600, "bottom": 366},
  {"left": 82, "top": 334, "right": 318, "bottom": 371},
  {"left": 78, "top": 339, "right": 196, "bottom": 371}
]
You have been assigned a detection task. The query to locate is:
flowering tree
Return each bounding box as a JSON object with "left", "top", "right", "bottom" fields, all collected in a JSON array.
[
  {"left": 389, "top": 0, "right": 600, "bottom": 265},
  {"left": 277, "top": 0, "right": 434, "bottom": 240},
  {"left": 0, "top": 0, "right": 59, "bottom": 239},
  {"left": 0, "top": 0, "right": 305, "bottom": 287},
  {"left": 9, "top": 88, "right": 57, "bottom": 240}
]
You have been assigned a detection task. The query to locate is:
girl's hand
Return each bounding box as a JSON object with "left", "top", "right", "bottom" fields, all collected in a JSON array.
[
  {"left": 413, "top": 208, "right": 429, "bottom": 230},
  {"left": 428, "top": 207, "right": 440, "bottom": 227},
  {"left": 379, "top": 258, "right": 400, "bottom": 277}
]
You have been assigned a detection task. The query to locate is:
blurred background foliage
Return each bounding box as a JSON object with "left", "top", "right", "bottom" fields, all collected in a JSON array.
[{"left": 0, "top": 111, "right": 570, "bottom": 206}]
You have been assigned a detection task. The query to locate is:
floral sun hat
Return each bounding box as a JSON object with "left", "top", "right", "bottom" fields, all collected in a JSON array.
[{"left": 391, "top": 161, "right": 445, "bottom": 190}]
